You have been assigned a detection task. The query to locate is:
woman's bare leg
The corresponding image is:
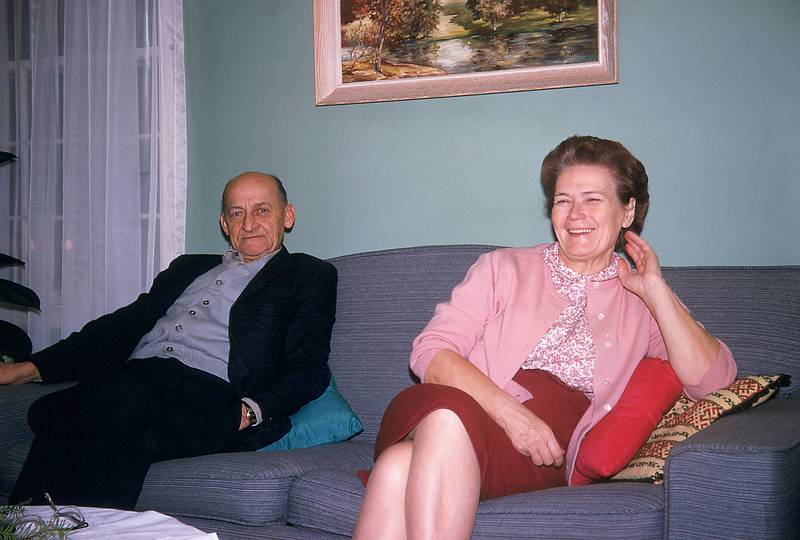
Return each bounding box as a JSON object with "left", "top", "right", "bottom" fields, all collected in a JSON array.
[
  {"left": 405, "top": 408, "right": 480, "bottom": 540},
  {"left": 353, "top": 408, "right": 480, "bottom": 540},
  {"left": 353, "top": 441, "right": 412, "bottom": 539}
]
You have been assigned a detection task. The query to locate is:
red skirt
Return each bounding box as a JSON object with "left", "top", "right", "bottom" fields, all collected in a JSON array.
[{"left": 363, "top": 369, "right": 590, "bottom": 501}]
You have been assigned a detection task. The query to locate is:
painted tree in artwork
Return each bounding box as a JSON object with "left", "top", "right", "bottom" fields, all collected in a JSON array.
[
  {"left": 474, "top": 0, "right": 512, "bottom": 31},
  {"left": 342, "top": 14, "right": 380, "bottom": 63},
  {"left": 346, "top": 0, "right": 440, "bottom": 74}
]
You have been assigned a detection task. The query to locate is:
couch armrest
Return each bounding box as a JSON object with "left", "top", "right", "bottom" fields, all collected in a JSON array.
[
  {"left": 0, "top": 382, "right": 74, "bottom": 450},
  {"left": 663, "top": 398, "right": 800, "bottom": 540}
]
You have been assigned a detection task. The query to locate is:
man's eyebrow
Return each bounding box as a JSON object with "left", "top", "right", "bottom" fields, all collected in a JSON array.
[{"left": 226, "top": 201, "right": 272, "bottom": 210}]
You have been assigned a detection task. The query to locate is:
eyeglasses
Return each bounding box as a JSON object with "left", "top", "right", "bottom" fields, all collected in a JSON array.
[
  {"left": 2, "top": 494, "right": 89, "bottom": 538},
  {"left": 44, "top": 492, "right": 89, "bottom": 531}
]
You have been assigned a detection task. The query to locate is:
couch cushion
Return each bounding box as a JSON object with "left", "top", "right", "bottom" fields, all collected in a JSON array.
[
  {"left": 287, "top": 468, "right": 364, "bottom": 536},
  {"left": 136, "top": 441, "right": 373, "bottom": 526},
  {"left": 287, "top": 468, "right": 664, "bottom": 539},
  {"left": 660, "top": 266, "right": 800, "bottom": 397},
  {"left": 328, "top": 245, "right": 498, "bottom": 442},
  {"left": 0, "top": 441, "right": 30, "bottom": 503},
  {"left": 472, "top": 483, "right": 664, "bottom": 539},
  {"left": 177, "top": 516, "right": 348, "bottom": 540}
]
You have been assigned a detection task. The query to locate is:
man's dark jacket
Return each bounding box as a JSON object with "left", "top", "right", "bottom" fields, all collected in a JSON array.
[{"left": 30, "top": 246, "right": 338, "bottom": 450}]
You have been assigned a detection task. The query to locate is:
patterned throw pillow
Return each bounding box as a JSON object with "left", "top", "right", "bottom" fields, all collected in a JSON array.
[{"left": 612, "top": 374, "right": 789, "bottom": 484}]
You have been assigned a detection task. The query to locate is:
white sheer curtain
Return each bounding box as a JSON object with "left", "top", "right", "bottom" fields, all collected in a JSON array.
[{"left": 0, "top": 0, "right": 186, "bottom": 351}]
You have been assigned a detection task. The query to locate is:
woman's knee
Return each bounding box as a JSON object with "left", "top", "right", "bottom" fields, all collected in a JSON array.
[
  {"left": 412, "top": 409, "right": 479, "bottom": 472},
  {"left": 371, "top": 441, "right": 413, "bottom": 489},
  {"left": 415, "top": 407, "right": 469, "bottom": 439}
]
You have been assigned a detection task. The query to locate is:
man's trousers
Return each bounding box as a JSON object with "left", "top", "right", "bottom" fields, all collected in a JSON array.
[{"left": 10, "top": 357, "right": 242, "bottom": 510}]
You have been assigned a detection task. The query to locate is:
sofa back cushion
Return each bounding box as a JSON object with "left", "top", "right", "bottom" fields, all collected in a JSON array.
[
  {"left": 328, "top": 245, "right": 800, "bottom": 443},
  {"left": 661, "top": 265, "right": 799, "bottom": 398},
  {"left": 328, "top": 245, "right": 496, "bottom": 442}
]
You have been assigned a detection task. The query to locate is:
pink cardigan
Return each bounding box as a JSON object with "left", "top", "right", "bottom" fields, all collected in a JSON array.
[{"left": 410, "top": 245, "right": 737, "bottom": 484}]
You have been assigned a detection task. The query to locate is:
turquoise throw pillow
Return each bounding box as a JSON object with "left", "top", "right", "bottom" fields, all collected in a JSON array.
[{"left": 258, "top": 376, "right": 363, "bottom": 452}]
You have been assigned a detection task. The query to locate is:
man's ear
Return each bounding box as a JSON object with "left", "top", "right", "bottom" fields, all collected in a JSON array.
[
  {"left": 284, "top": 204, "right": 295, "bottom": 230},
  {"left": 622, "top": 198, "right": 636, "bottom": 228},
  {"left": 219, "top": 214, "right": 229, "bottom": 237}
]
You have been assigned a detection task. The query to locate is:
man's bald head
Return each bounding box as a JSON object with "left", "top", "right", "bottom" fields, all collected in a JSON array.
[
  {"left": 219, "top": 172, "right": 295, "bottom": 262},
  {"left": 221, "top": 172, "right": 287, "bottom": 212}
]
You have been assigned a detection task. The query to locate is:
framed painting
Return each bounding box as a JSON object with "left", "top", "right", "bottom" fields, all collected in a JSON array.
[{"left": 314, "top": 0, "right": 617, "bottom": 106}]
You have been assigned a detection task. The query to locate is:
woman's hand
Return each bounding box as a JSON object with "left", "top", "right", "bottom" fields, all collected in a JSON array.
[
  {"left": 426, "top": 350, "right": 564, "bottom": 466},
  {"left": 496, "top": 402, "right": 564, "bottom": 467},
  {"left": 617, "top": 231, "right": 667, "bottom": 304}
]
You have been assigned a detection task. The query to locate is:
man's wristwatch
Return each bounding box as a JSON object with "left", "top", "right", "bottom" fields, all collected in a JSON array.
[{"left": 242, "top": 401, "right": 257, "bottom": 427}]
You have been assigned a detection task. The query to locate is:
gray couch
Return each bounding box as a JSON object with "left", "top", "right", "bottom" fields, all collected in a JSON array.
[{"left": 2, "top": 245, "right": 799, "bottom": 539}]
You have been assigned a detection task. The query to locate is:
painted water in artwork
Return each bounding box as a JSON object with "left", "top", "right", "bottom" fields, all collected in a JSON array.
[{"left": 340, "top": 0, "right": 599, "bottom": 83}]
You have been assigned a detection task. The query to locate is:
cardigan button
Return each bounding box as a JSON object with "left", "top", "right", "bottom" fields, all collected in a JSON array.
[{"left": 603, "top": 403, "right": 612, "bottom": 412}]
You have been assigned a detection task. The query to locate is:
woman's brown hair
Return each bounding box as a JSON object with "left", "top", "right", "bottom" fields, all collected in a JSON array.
[{"left": 540, "top": 135, "right": 649, "bottom": 247}]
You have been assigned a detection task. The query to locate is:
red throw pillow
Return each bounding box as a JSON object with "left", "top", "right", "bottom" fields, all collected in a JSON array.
[{"left": 571, "top": 357, "right": 683, "bottom": 485}]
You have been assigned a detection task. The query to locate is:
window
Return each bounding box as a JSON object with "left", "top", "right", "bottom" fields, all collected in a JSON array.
[{"left": 0, "top": 0, "right": 186, "bottom": 350}]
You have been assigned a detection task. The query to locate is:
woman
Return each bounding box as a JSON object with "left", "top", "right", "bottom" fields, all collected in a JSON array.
[{"left": 353, "top": 136, "right": 737, "bottom": 540}]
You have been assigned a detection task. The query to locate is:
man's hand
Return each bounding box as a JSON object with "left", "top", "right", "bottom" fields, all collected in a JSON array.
[
  {"left": 497, "top": 402, "right": 564, "bottom": 467},
  {"left": 0, "top": 361, "right": 40, "bottom": 385},
  {"left": 239, "top": 402, "right": 250, "bottom": 431}
]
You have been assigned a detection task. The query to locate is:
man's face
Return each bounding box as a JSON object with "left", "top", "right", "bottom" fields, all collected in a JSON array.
[{"left": 219, "top": 174, "right": 295, "bottom": 262}]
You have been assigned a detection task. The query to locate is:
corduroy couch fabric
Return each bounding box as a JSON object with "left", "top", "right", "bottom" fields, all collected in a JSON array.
[{"left": 1, "top": 245, "right": 798, "bottom": 539}]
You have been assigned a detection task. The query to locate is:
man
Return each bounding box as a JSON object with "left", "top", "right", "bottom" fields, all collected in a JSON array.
[{"left": 0, "top": 172, "right": 337, "bottom": 509}]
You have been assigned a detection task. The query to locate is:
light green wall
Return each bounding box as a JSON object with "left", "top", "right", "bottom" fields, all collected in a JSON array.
[{"left": 183, "top": 0, "right": 800, "bottom": 265}]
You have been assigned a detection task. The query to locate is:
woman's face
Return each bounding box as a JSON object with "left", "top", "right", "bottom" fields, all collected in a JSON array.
[{"left": 551, "top": 164, "right": 635, "bottom": 274}]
